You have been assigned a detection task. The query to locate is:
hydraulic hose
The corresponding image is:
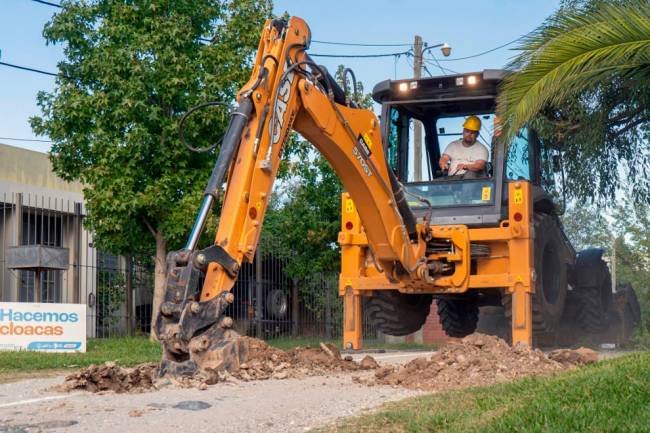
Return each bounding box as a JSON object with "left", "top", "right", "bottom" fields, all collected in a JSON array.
[
  {"left": 388, "top": 169, "right": 417, "bottom": 239},
  {"left": 184, "top": 98, "right": 254, "bottom": 251}
]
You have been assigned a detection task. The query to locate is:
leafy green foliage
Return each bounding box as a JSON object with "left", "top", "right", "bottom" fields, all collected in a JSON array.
[
  {"left": 96, "top": 270, "right": 126, "bottom": 333},
  {"left": 264, "top": 139, "right": 343, "bottom": 279},
  {"left": 497, "top": 0, "right": 650, "bottom": 203},
  {"left": 31, "top": 0, "right": 272, "bottom": 255}
]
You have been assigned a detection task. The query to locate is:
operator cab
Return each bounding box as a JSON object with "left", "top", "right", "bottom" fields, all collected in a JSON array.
[{"left": 373, "top": 70, "right": 561, "bottom": 227}]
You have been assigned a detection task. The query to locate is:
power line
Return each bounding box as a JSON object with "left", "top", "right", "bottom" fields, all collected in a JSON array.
[
  {"left": 310, "top": 50, "right": 411, "bottom": 58},
  {"left": 436, "top": 35, "right": 525, "bottom": 62},
  {"left": 424, "top": 55, "right": 459, "bottom": 75},
  {"left": 312, "top": 39, "right": 411, "bottom": 47},
  {"left": 0, "top": 136, "right": 53, "bottom": 143},
  {"left": 31, "top": 0, "right": 62, "bottom": 8},
  {"left": 0, "top": 61, "right": 58, "bottom": 77}
]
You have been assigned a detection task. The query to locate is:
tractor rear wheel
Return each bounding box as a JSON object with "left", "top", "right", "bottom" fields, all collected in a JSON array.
[
  {"left": 364, "top": 291, "right": 433, "bottom": 336},
  {"left": 435, "top": 297, "right": 479, "bottom": 338},
  {"left": 572, "top": 249, "right": 613, "bottom": 333},
  {"left": 502, "top": 213, "right": 568, "bottom": 333}
]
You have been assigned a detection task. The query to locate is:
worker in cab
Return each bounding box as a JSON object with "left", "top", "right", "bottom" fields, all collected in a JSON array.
[{"left": 438, "top": 115, "right": 489, "bottom": 178}]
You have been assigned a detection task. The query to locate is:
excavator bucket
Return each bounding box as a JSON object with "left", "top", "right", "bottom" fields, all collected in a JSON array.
[
  {"left": 159, "top": 327, "right": 248, "bottom": 377},
  {"left": 155, "top": 249, "right": 249, "bottom": 376}
]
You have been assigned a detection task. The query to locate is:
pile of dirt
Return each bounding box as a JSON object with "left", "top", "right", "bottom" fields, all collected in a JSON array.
[
  {"left": 61, "top": 362, "right": 158, "bottom": 393},
  {"left": 362, "top": 333, "right": 597, "bottom": 392},
  {"left": 547, "top": 347, "right": 600, "bottom": 365},
  {"left": 60, "top": 338, "right": 379, "bottom": 393},
  {"left": 232, "top": 338, "right": 372, "bottom": 381}
]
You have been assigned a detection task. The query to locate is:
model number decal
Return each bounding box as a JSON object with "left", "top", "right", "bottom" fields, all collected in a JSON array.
[{"left": 352, "top": 147, "right": 372, "bottom": 177}]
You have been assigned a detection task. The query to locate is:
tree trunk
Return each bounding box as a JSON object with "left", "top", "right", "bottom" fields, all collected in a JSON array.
[{"left": 150, "top": 232, "right": 168, "bottom": 340}]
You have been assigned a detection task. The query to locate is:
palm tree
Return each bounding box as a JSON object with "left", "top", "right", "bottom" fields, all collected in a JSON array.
[{"left": 496, "top": 1, "right": 650, "bottom": 144}]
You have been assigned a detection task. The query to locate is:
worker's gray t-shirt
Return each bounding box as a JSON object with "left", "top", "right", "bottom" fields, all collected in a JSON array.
[{"left": 443, "top": 139, "right": 489, "bottom": 175}]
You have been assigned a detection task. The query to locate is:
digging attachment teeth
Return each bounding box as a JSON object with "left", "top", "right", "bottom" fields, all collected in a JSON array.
[
  {"left": 155, "top": 249, "right": 249, "bottom": 377},
  {"left": 159, "top": 325, "right": 249, "bottom": 377}
]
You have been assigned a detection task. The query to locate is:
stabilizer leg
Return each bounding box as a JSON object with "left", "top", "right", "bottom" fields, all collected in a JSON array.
[
  {"left": 511, "top": 285, "right": 533, "bottom": 346},
  {"left": 507, "top": 181, "right": 534, "bottom": 347},
  {"left": 343, "top": 288, "right": 362, "bottom": 350}
]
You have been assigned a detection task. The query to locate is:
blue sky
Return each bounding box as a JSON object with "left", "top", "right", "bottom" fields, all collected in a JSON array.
[{"left": 0, "top": 0, "right": 560, "bottom": 153}]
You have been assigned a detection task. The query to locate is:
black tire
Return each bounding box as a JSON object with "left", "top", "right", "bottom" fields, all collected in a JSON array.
[
  {"left": 265, "top": 289, "right": 289, "bottom": 320},
  {"left": 436, "top": 297, "right": 479, "bottom": 338},
  {"left": 502, "top": 213, "right": 568, "bottom": 333},
  {"left": 364, "top": 291, "right": 433, "bottom": 336},
  {"left": 617, "top": 283, "right": 642, "bottom": 326},
  {"left": 572, "top": 249, "right": 612, "bottom": 333}
]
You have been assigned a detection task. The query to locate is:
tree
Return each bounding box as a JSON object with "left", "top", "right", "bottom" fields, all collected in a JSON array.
[
  {"left": 497, "top": 0, "right": 650, "bottom": 202},
  {"left": 560, "top": 204, "right": 613, "bottom": 252},
  {"left": 31, "top": 0, "right": 272, "bottom": 336}
]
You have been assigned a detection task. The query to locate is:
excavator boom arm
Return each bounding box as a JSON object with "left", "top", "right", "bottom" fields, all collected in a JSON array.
[
  {"left": 198, "top": 16, "right": 425, "bottom": 300},
  {"left": 156, "top": 17, "right": 427, "bottom": 374}
]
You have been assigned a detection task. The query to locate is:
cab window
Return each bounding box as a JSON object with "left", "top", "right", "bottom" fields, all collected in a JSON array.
[
  {"left": 435, "top": 114, "right": 493, "bottom": 160},
  {"left": 505, "top": 129, "right": 532, "bottom": 181}
]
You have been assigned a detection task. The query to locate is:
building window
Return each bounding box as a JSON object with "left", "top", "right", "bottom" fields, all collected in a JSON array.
[{"left": 18, "top": 211, "right": 63, "bottom": 303}]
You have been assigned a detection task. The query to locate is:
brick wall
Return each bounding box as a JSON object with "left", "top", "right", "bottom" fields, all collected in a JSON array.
[
  {"left": 421, "top": 303, "right": 453, "bottom": 345},
  {"left": 385, "top": 302, "right": 454, "bottom": 345}
]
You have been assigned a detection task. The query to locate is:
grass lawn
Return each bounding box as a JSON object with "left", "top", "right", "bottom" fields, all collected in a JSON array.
[
  {"left": 319, "top": 351, "right": 650, "bottom": 433},
  {"left": 0, "top": 337, "right": 161, "bottom": 377},
  {"left": 0, "top": 336, "right": 434, "bottom": 377}
]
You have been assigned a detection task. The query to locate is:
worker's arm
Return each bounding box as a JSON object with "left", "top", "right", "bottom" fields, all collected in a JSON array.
[
  {"left": 439, "top": 153, "right": 451, "bottom": 171},
  {"left": 457, "top": 159, "right": 486, "bottom": 173}
]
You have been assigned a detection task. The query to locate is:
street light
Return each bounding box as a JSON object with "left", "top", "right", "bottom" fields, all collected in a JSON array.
[{"left": 422, "top": 42, "right": 452, "bottom": 57}]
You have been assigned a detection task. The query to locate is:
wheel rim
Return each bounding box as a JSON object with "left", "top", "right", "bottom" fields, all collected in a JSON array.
[{"left": 270, "top": 292, "right": 288, "bottom": 318}]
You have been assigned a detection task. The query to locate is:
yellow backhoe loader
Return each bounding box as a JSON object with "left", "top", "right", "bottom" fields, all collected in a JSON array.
[{"left": 154, "top": 16, "right": 640, "bottom": 376}]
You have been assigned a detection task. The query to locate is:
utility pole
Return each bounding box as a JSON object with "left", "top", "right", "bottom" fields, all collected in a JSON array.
[
  {"left": 413, "top": 35, "right": 423, "bottom": 181},
  {"left": 611, "top": 239, "right": 617, "bottom": 292}
]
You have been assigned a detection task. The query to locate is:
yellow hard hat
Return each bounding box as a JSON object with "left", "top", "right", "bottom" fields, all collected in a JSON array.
[{"left": 463, "top": 115, "right": 481, "bottom": 132}]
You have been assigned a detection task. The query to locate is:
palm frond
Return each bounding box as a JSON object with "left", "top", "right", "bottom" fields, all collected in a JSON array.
[{"left": 497, "top": 1, "right": 650, "bottom": 144}]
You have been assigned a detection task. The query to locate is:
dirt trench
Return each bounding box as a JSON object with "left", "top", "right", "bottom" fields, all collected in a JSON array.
[
  {"left": 60, "top": 338, "right": 379, "bottom": 393},
  {"left": 60, "top": 333, "right": 597, "bottom": 394}
]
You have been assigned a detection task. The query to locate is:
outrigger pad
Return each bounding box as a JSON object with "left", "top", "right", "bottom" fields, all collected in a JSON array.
[{"left": 159, "top": 327, "right": 249, "bottom": 377}]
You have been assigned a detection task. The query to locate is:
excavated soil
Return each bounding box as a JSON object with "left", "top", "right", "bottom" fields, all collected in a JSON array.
[
  {"left": 59, "top": 334, "right": 598, "bottom": 394},
  {"left": 59, "top": 362, "right": 159, "bottom": 393},
  {"left": 59, "top": 338, "right": 376, "bottom": 394},
  {"left": 232, "top": 338, "right": 363, "bottom": 381},
  {"left": 356, "top": 333, "right": 598, "bottom": 392}
]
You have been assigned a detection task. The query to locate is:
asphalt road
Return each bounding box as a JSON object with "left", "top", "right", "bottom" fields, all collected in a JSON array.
[{"left": 0, "top": 350, "right": 435, "bottom": 433}]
